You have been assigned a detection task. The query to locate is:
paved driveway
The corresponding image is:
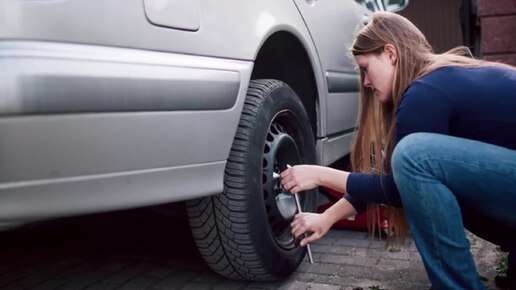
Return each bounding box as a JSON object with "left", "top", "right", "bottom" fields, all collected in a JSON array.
[{"left": 0, "top": 206, "right": 502, "bottom": 290}]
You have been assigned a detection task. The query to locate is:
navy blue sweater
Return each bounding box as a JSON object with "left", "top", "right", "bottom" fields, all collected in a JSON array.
[{"left": 345, "top": 66, "right": 516, "bottom": 213}]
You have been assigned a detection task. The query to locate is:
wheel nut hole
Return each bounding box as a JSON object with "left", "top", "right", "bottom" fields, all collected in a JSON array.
[{"left": 264, "top": 144, "right": 270, "bottom": 153}]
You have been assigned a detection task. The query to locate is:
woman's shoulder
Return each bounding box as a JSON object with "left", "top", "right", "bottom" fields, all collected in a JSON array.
[
  {"left": 403, "top": 64, "right": 515, "bottom": 107},
  {"left": 419, "top": 66, "right": 477, "bottom": 80},
  {"left": 419, "top": 65, "right": 515, "bottom": 82},
  {"left": 402, "top": 67, "right": 459, "bottom": 105},
  {"left": 410, "top": 65, "right": 513, "bottom": 92},
  {"left": 405, "top": 68, "right": 453, "bottom": 96}
]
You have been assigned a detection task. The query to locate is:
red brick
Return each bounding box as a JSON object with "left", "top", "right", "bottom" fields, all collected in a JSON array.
[
  {"left": 481, "top": 15, "right": 516, "bottom": 53},
  {"left": 480, "top": 0, "right": 516, "bottom": 16},
  {"left": 484, "top": 53, "right": 516, "bottom": 66}
]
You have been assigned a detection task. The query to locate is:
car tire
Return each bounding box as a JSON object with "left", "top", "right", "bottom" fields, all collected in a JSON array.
[{"left": 187, "top": 79, "right": 317, "bottom": 281}]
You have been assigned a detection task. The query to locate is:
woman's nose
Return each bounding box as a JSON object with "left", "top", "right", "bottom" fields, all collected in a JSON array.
[{"left": 363, "top": 75, "right": 371, "bottom": 88}]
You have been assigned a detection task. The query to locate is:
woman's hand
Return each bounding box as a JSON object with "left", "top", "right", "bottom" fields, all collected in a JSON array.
[
  {"left": 280, "top": 165, "right": 321, "bottom": 194},
  {"left": 291, "top": 212, "right": 332, "bottom": 246}
]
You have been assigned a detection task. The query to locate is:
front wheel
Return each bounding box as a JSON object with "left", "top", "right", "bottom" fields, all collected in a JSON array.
[{"left": 187, "top": 79, "right": 317, "bottom": 281}]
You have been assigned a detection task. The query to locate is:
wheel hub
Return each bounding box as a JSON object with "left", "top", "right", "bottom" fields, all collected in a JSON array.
[{"left": 262, "top": 121, "right": 301, "bottom": 249}]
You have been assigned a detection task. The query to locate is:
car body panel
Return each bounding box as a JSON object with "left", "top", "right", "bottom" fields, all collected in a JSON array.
[
  {"left": 0, "top": 0, "right": 371, "bottom": 221},
  {"left": 143, "top": 0, "right": 201, "bottom": 31},
  {"left": 0, "top": 0, "right": 309, "bottom": 60},
  {"left": 293, "top": 0, "right": 365, "bottom": 136},
  {"left": 0, "top": 41, "right": 242, "bottom": 115}
]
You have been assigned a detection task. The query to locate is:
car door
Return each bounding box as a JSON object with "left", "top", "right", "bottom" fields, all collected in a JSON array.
[{"left": 292, "top": 0, "right": 369, "bottom": 137}]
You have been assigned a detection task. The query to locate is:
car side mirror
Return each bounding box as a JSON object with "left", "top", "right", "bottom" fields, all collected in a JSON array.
[
  {"left": 355, "top": 0, "right": 408, "bottom": 13},
  {"left": 383, "top": 0, "right": 409, "bottom": 12}
]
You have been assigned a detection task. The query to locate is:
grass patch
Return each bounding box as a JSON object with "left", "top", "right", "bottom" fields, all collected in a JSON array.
[{"left": 497, "top": 252, "right": 509, "bottom": 274}]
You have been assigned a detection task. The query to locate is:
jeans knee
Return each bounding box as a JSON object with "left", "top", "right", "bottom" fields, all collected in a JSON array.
[{"left": 392, "top": 133, "right": 432, "bottom": 175}]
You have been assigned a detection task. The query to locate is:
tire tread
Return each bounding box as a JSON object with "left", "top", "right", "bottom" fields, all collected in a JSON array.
[{"left": 188, "top": 80, "right": 292, "bottom": 280}]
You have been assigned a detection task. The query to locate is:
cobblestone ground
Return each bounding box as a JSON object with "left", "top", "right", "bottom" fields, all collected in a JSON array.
[{"left": 0, "top": 206, "right": 503, "bottom": 290}]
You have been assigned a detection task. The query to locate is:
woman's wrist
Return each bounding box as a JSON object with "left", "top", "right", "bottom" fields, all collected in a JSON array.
[
  {"left": 316, "top": 166, "right": 330, "bottom": 188},
  {"left": 316, "top": 166, "right": 348, "bottom": 194},
  {"left": 322, "top": 205, "right": 342, "bottom": 226},
  {"left": 322, "top": 198, "right": 357, "bottom": 226}
]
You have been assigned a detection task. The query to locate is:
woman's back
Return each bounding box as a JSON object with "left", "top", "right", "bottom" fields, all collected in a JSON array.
[{"left": 397, "top": 65, "right": 516, "bottom": 149}]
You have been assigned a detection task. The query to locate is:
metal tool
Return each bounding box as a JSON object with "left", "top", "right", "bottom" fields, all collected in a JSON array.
[{"left": 286, "top": 164, "right": 314, "bottom": 264}]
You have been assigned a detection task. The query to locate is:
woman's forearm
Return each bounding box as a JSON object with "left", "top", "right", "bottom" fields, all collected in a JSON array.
[
  {"left": 283, "top": 165, "right": 357, "bottom": 225},
  {"left": 322, "top": 197, "right": 358, "bottom": 225},
  {"left": 313, "top": 167, "right": 356, "bottom": 224},
  {"left": 315, "top": 166, "right": 350, "bottom": 194}
]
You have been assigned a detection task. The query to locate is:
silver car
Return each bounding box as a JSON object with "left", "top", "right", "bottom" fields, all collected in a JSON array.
[{"left": 0, "top": 0, "right": 406, "bottom": 281}]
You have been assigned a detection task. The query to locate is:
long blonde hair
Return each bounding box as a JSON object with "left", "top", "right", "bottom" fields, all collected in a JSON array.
[{"left": 349, "top": 11, "right": 512, "bottom": 241}]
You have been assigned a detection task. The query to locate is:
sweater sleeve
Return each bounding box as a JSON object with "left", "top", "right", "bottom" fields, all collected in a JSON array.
[
  {"left": 345, "top": 77, "right": 454, "bottom": 211},
  {"left": 346, "top": 173, "right": 402, "bottom": 210},
  {"left": 343, "top": 193, "right": 368, "bottom": 214}
]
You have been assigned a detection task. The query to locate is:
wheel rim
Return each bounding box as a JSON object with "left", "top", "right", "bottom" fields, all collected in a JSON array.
[{"left": 262, "top": 112, "right": 306, "bottom": 250}]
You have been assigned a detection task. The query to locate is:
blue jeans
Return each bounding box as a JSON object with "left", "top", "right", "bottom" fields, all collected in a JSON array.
[{"left": 392, "top": 133, "right": 516, "bottom": 290}]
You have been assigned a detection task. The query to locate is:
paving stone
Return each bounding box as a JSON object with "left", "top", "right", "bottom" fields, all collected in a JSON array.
[
  {"left": 144, "top": 267, "right": 173, "bottom": 279},
  {"left": 117, "top": 276, "right": 159, "bottom": 290},
  {"left": 58, "top": 267, "right": 114, "bottom": 290},
  {"left": 245, "top": 281, "right": 284, "bottom": 289},
  {"left": 191, "top": 272, "right": 223, "bottom": 284},
  {"left": 0, "top": 264, "right": 64, "bottom": 290},
  {"left": 212, "top": 279, "right": 249, "bottom": 290},
  {"left": 278, "top": 280, "right": 342, "bottom": 290},
  {"left": 181, "top": 282, "right": 211, "bottom": 290},
  {"left": 99, "top": 262, "right": 128, "bottom": 273},
  {"left": 69, "top": 262, "right": 151, "bottom": 290},
  {"left": 0, "top": 210, "right": 503, "bottom": 290},
  {"left": 319, "top": 253, "right": 379, "bottom": 266},
  {"left": 147, "top": 271, "right": 197, "bottom": 290},
  {"left": 0, "top": 270, "right": 32, "bottom": 289}
]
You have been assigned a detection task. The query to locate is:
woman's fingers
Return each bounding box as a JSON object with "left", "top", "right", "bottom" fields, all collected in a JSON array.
[
  {"left": 291, "top": 213, "right": 314, "bottom": 239},
  {"left": 292, "top": 224, "right": 308, "bottom": 239},
  {"left": 280, "top": 165, "right": 319, "bottom": 193},
  {"left": 291, "top": 214, "right": 306, "bottom": 237},
  {"left": 280, "top": 167, "right": 301, "bottom": 191},
  {"left": 280, "top": 176, "right": 292, "bottom": 191},
  {"left": 281, "top": 181, "right": 300, "bottom": 194},
  {"left": 300, "top": 232, "right": 320, "bottom": 246},
  {"left": 289, "top": 185, "right": 300, "bottom": 194},
  {"left": 283, "top": 181, "right": 293, "bottom": 191},
  {"left": 290, "top": 212, "right": 329, "bottom": 245},
  {"left": 280, "top": 168, "right": 291, "bottom": 179}
]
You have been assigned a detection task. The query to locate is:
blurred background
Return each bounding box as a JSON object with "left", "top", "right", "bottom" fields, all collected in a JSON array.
[{"left": 399, "top": 0, "right": 515, "bottom": 65}]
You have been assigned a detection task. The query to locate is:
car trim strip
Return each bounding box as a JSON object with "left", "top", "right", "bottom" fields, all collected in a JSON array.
[
  {"left": 325, "top": 71, "right": 360, "bottom": 93},
  {"left": 0, "top": 41, "right": 243, "bottom": 115}
]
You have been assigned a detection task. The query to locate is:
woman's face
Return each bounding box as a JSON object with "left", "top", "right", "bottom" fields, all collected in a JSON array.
[{"left": 355, "top": 46, "right": 397, "bottom": 103}]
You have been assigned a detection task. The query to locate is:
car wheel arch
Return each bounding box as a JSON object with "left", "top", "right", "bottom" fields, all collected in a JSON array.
[{"left": 251, "top": 30, "right": 320, "bottom": 140}]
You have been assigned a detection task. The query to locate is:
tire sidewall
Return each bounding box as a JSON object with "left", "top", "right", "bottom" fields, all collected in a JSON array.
[{"left": 244, "top": 82, "right": 316, "bottom": 278}]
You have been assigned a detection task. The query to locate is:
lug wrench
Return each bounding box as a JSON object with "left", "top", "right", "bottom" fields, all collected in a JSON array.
[{"left": 286, "top": 164, "right": 314, "bottom": 264}]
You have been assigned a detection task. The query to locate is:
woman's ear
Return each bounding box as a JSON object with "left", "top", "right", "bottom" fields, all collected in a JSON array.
[{"left": 384, "top": 44, "right": 397, "bottom": 65}]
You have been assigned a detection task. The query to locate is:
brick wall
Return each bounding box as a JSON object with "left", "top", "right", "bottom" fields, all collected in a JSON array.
[
  {"left": 399, "top": 0, "right": 463, "bottom": 53},
  {"left": 480, "top": 0, "right": 516, "bottom": 65}
]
